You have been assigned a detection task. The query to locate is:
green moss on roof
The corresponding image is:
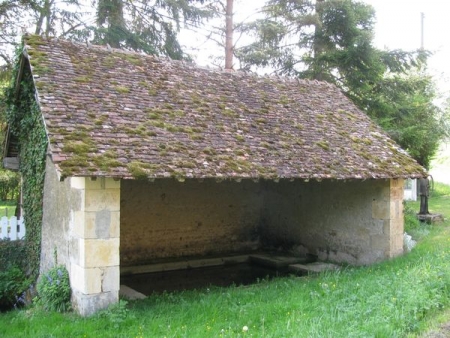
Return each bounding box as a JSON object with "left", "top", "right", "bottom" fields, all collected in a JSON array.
[
  {"left": 74, "top": 75, "right": 91, "bottom": 83},
  {"left": 62, "top": 140, "right": 96, "bottom": 154},
  {"left": 127, "top": 161, "right": 158, "bottom": 180},
  {"left": 114, "top": 85, "right": 130, "bottom": 94},
  {"left": 118, "top": 53, "right": 144, "bottom": 66}
]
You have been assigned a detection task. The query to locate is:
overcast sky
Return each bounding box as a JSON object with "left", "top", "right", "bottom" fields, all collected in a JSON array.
[{"left": 364, "top": 0, "right": 450, "bottom": 94}]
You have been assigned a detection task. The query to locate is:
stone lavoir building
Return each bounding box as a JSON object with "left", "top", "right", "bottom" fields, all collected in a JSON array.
[{"left": 4, "top": 35, "right": 426, "bottom": 315}]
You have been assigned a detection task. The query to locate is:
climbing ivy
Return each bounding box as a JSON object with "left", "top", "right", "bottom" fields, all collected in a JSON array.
[{"left": 3, "top": 46, "right": 48, "bottom": 280}]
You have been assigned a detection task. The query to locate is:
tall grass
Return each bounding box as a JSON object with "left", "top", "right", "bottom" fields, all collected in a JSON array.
[{"left": 0, "top": 186, "right": 449, "bottom": 337}]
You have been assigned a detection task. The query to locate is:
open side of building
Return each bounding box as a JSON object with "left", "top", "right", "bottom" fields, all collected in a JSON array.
[{"left": 41, "top": 158, "right": 405, "bottom": 315}]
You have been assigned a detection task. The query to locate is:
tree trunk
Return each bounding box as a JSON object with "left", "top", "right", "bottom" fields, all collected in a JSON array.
[
  {"left": 313, "top": 0, "right": 325, "bottom": 80},
  {"left": 34, "top": 0, "right": 52, "bottom": 36},
  {"left": 225, "top": 0, "right": 233, "bottom": 70}
]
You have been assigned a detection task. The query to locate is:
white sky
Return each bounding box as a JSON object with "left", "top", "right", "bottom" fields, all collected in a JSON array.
[
  {"left": 181, "top": 0, "right": 450, "bottom": 100},
  {"left": 364, "top": 0, "right": 450, "bottom": 95}
]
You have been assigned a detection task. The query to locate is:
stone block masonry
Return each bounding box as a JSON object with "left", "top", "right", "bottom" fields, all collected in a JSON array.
[
  {"left": 262, "top": 179, "right": 405, "bottom": 265},
  {"left": 121, "top": 178, "right": 405, "bottom": 268},
  {"left": 69, "top": 177, "right": 121, "bottom": 316},
  {"left": 41, "top": 159, "right": 121, "bottom": 315},
  {"left": 120, "top": 179, "right": 263, "bottom": 266},
  {"left": 42, "top": 162, "right": 405, "bottom": 315}
]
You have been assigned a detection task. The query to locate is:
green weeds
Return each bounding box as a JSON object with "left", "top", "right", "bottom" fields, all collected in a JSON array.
[{"left": 36, "top": 265, "right": 71, "bottom": 313}]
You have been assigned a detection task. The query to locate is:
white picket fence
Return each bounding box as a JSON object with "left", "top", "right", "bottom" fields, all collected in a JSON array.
[{"left": 0, "top": 216, "right": 25, "bottom": 240}]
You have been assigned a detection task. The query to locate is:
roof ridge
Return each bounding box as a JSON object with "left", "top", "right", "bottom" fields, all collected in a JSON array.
[
  {"left": 24, "top": 35, "right": 337, "bottom": 91},
  {"left": 23, "top": 35, "right": 339, "bottom": 90}
]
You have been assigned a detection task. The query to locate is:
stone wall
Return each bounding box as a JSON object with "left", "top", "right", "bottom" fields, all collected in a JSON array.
[
  {"left": 387, "top": 178, "right": 405, "bottom": 258},
  {"left": 69, "top": 177, "right": 120, "bottom": 316},
  {"left": 41, "top": 163, "right": 121, "bottom": 316},
  {"left": 41, "top": 157, "right": 73, "bottom": 273},
  {"left": 120, "top": 179, "right": 263, "bottom": 266},
  {"left": 261, "top": 179, "right": 404, "bottom": 265},
  {"left": 120, "top": 178, "right": 404, "bottom": 267}
]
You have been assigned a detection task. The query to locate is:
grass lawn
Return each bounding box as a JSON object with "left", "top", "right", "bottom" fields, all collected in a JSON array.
[
  {"left": 0, "top": 200, "right": 16, "bottom": 218},
  {"left": 0, "top": 185, "right": 449, "bottom": 337},
  {"left": 406, "top": 182, "right": 450, "bottom": 217}
]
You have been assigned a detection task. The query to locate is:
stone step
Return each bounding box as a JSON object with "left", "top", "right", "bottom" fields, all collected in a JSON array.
[
  {"left": 119, "top": 285, "right": 146, "bottom": 300},
  {"left": 121, "top": 255, "right": 250, "bottom": 275},
  {"left": 249, "top": 253, "right": 313, "bottom": 269},
  {"left": 288, "top": 262, "right": 341, "bottom": 274}
]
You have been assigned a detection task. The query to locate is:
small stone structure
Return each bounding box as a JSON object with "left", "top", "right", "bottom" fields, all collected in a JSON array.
[
  {"left": 5, "top": 36, "right": 427, "bottom": 315},
  {"left": 41, "top": 154, "right": 406, "bottom": 315}
]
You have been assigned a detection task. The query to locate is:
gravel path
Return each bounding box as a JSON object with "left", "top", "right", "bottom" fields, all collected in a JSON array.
[{"left": 421, "top": 323, "right": 450, "bottom": 337}]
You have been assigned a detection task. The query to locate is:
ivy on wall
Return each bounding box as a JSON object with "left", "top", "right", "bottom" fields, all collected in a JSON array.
[{"left": 4, "top": 48, "right": 48, "bottom": 280}]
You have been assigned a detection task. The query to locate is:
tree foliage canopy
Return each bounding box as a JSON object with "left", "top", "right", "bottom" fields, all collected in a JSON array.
[
  {"left": 91, "top": 0, "right": 215, "bottom": 58},
  {"left": 0, "top": 0, "right": 217, "bottom": 68}
]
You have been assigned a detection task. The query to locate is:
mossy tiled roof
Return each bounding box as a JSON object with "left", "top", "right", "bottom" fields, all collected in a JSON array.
[{"left": 22, "top": 35, "right": 426, "bottom": 180}]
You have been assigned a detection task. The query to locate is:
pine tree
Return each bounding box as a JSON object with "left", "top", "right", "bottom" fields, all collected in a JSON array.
[{"left": 93, "top": 0, "right": 216, "bottom": 59}]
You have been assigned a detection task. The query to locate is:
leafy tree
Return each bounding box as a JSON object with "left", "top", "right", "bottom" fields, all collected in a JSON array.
[
  {"left": 366, "top": 72, "right": 446, "bottom": 169},
  {"left": 0, "top": 169, "right": 19, "bottom": 201},
  {"left": 234, "top": 0, "right": 446, "bottom": 168},
  {"left": 236, "top": 0, "right": 424, "bottom": 80},
  {"left": 0, "top": 0, "right": 217, "bottom": 70},
  {"left": 0, "top": 0, "right": 87, "bottom": 71}
]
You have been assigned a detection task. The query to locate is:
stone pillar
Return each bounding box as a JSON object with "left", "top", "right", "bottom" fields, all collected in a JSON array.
[
  {"left": 388, "top": 178, "right": 404, "bottom": 257},
  {"left": 69, "top": 177, "right": 120, "bottom": 316},
  {"left": 371, "top": 178, "right": 404, "bottom": 260}
]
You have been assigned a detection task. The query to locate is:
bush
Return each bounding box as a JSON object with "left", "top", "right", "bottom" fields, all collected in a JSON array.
[
  {"left": 0, "top": 168, "right": 19, "bottom": 201},
  {"left": 0, "top": 266, "right": 30, "bottom": 311},
  {"left": 0, "top": 239, "right": 27, "bottom": 270},
  {"left": 97, "top": 300, "right": 133, "bottom": 328},
  {"left": 0, "top": 239, "right": 29, "bottom": 311},
  {"left": 404, "top": 202, "right": 421, "bottom": 233},
  {"left": 37, "top": 265, "right": 71, "bottom": 312}
]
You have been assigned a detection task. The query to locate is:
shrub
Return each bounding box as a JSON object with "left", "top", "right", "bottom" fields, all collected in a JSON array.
[
  {"left": 404, "top": 202, "right": 421, "bottom": 233},
  {"left": 0, "top": 266, "right": 30, "bottom": 311},
  {"left": 0, "top": 239, "right": 29, "bottom": 311},
  {"left": 97, "top": 300, "right": 133, "bottom": 328},
  {"left": 37, "top": 265, "right": 71, "bottom": 312},
  {"left": 0, "top": 168, "right": 20, "bottom": 201},
  {"left": 0, "top": 239, "right": 27, "bottom": 270}
]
